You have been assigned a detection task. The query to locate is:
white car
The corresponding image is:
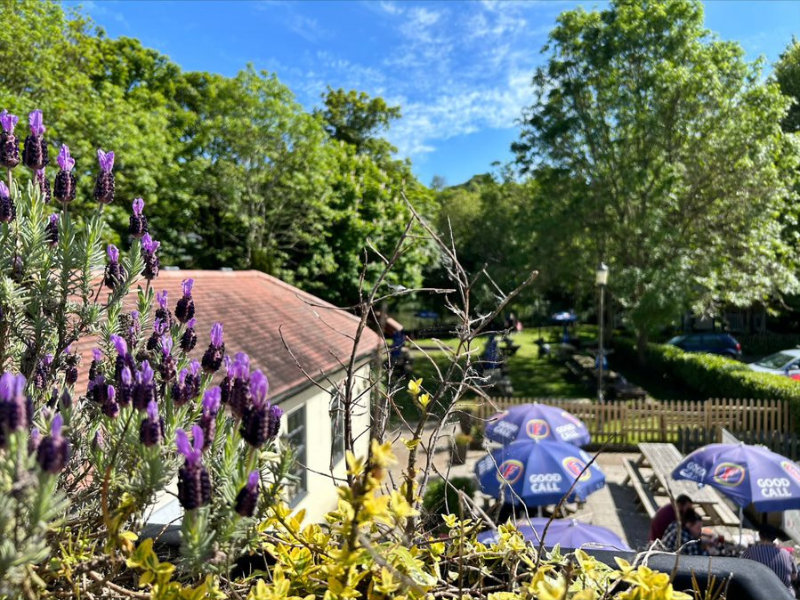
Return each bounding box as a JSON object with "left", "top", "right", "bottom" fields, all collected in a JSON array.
[{"left": 749, "top": 349, "right": 800, "bottom": 378}]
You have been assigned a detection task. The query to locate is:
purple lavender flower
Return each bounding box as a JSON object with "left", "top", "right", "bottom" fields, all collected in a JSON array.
[
  {"left": 198, "top": 387, "right": 221, "bottom": 451},
  {"left": 185, "top": 360, "right": 201, "bottom": 400},
  {"left": 36, "top": 414, "right": 69, "bottom": 474},
  {"left": 35, "top": 168, "right": 51, "bottom": 203},
  {"left": 229, "top": 353, "right": 251, "bottom": 419},
  {"left": 141, "top": 233, "right": 160, "bottom": 281},
  {"left": 174, "top": 279, "right": 195, "bottom": 324},
  {"left": 240, "top": 370, "right": 280, "bottom": 448},
  {"left": 234, "top": 471, "right": 260, "bottom": 517},
  {"left": 268, "top": 404, "right": 283, "bottom": 439},
  {"left": 132, "top": 361, "right": 157, "bottom": 411},
  {"left": 171, "top": 368, "right": 190, "bottom": 407},
  {"left": 176, "top": 426, "right": 212, "bottom": 510},
  {"left": 59, "top": 388, "right": 72, "bottom": 410},
  {"left": 94, "top": 149, "right": 115, "bottom": 204},
  {"left": 32, "top": 354, "right": 54, "bottom": 390},
  {"left": 117, "top": 366, "right": 133, "bottom": 407},
  {"left": 102, "top": 385, "right": 119, "bottom": 418},
  {"left": 201, "top": 322, "right": 225, "bottom": 374},
  {"left": 0, "top": 182, "right": 15, "bottom": 223},
  {"left": 88, "top": 348, "right": 102, "bottom": 382},
  {"left": 53, "top": 145, "right": 77, "bottom": 204},
  {"left": 28, "top": 427, "right": 41, "bottom": 455},
  {"left": 129, "top": 198, "right": 148, "bottom": 239},
  {"left": 140, "top": 400, "right": 164, "bottom": 447},
  {"left": 104, "top": 245, "right": 126, "bottom": 290},
  {"left": 154, "top": 290, "right": 173, "bottom": 330},
  {"left": 180, "top": 317, "right": 197, "bottom": 353},
  {"left": 63, "top": 343, "right": 79, "bottom": 385},
  {"left": 111, "top": 334, "right": 135, "bottom": 386},
  {"left": 45, "top": 214, "right": 59, "bottom": 247},
  {"left": 0, "top": 110, "right": 20, "bottom": 169},
  {"left": 0, "top": 373, "right": 29, "bottom": 448},
  {"left": 160, "top": 334, "right": 176, "bottom": 381},
  {"left": 219, "top": 355, "right": 233, "bottom": 406},
  {"left": 22, "top": 110, "right": 48, "bottom": 170}
]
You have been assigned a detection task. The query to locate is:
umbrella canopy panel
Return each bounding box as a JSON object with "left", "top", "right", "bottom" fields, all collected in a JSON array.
[
  {"left": 477, "top": 519, "right": 631, "bottom": 552},
  {"left": 672, "top": 443, "right": 800, "bottom": 511},
  {"left": 475, "top": 440, "right": 606, "bottom": 507},
  {"left": 485, "top": 403, "right": 591, "bottom": 447}
]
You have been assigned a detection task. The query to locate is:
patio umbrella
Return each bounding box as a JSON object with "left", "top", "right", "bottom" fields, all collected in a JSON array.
[
  {"left": 485, "top": 403, "right": 591, "bottom": 447},
  {"left": 672, "top": 442, "right": 800, "bottom": 541},
  {"left": 551, "top": 311, "right": 577, "bottom": 343},
  {"left": 477, "top": 518, "right": 631, "bottom": 552},
  {"left": 475, "top": 440, "right": 606, "bottom": 507}
]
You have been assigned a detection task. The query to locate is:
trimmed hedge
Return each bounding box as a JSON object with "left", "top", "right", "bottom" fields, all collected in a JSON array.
[{"left": 613, "top": 339, "right": 800, "bottom": 431}]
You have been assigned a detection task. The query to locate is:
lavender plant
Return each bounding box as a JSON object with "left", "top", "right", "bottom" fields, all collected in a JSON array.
[{"left": 0, "top": 109, "right": 287, "bottom": 597}]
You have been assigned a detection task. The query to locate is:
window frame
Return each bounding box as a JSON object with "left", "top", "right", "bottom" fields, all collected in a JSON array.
[{"left": 285, "top": 404, "right": 307, "bottom": 507}]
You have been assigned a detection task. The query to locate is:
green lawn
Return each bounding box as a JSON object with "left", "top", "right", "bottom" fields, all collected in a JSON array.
[{"left": 389, "top": 327, "right": 695, "bottom": 422}]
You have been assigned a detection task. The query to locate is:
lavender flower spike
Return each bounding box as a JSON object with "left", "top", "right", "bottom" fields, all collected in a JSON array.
[
  {"left": 234, "top": 470, "right": 260, "bottom": 517},
  {"left": 142, "top": 233, "right": 160, "bottom": 254},
  {"left": 161, "top": 335, "right": 173, "bottom": 356},
  {"left": 110, "top": 334, "right": 128, "bottom": 357},
  {"left": 140, "top": 400, "right": 164, "bottom": 447},
  {"left": 35, "top": 168, "right": 51, "bottom": 203},
  {"left": 129, "top": 198, "right": 148, "bottom": 237},
  {"left": 211, "top": 323, "right": 224, "bottom": 347},
  {"left": 0, "top": 110, "right": 18, "bottom": 133},
  {"left": 37, "top": 414, "right": 70, "bottom": 474},
  {"left": 29, "top": 110, "right": 45, "bottom": 136},
  {"left": 95, "top": 149, "right": 116, "bottom": 204},
  {"left": 97, "top": 149, "right": 114, "bottom": 172},
  {"left": 92, "top": 348, "right": 103, "bottom": 362},
  {"left": 249, "top": 370, "right": 269, "bottom": 405},
  {"left": 157, "top": 290, "right": 168, "bottom": 310},
  {"left": 107, "top": 245, "right": 119, "bottom": 263},
  {"left": 202, "top": 387, "right": 221, "bottom": 416},
  {"left": 0, "top": 182, "right": 15, "bottom": 224},
  {"left": 57, "top": 145, "right": 75, "bottom": 172},
  {"left": 176, "top": 426, "right": 203, "bottom": 465},
  {"left": 175, "top": 278, "right": 195, "bottom": 323}
]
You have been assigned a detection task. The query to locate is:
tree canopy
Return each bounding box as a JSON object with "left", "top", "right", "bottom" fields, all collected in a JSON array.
[
  {"left": 512, "top": 0, "right": 800, "bottom": 353},
  {"left": 0, "top": 0, "right": 433, "bottom": 307}
]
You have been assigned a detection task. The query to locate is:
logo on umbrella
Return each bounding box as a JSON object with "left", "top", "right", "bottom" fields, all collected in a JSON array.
[
  {"left": 782, "top": 460, "right": 800, "bottom": 484},
  {"left": 563, "top": 457, "right": 591, "bottom": 481},
  {"left": 560, "top": 411, "right": 584, "bottom": 428},
  {"left": 497, "top": 459, "right": 524, "bottom": 485},
  {"left": 526, "top": 419, "right": 550, "bottom": 440},
  {"left": 713, "top": 462, "right": 746, "bottom": 487}
]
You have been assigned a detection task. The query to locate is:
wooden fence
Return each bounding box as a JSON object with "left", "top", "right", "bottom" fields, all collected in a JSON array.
[
  {"left": 473, "top": 397, "right": 793, "bottom": 446},
  {"left": 677, "top": 426, "right": 800, "bottom": 460}
]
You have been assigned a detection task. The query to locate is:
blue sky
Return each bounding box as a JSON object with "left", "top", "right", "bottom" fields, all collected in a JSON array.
[{"left": 72, "top": 0, "right": 800, "bottom": 187}]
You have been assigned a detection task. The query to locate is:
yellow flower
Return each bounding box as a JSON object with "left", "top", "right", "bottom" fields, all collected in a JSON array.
[
  {"left": 418, "top": 393, "right": 431, "bottom": 408},
  {"left": 407, "top": 378, "right": 423, "bottom": 396}
]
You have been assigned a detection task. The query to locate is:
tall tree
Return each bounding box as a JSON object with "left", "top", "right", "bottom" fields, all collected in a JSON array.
[
  {"left": 513, "top": 0, "right": 800, "bottom": 359},
  {"left": 775, "top": 38, "right": 800, "bottom": 134}
]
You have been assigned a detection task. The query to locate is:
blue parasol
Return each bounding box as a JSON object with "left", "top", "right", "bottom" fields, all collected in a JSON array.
[
  {"left": 474, "top": 440, "right": 605, "bottom": 506},
  {"left": 485, "top": 403, "right": 591, "bottom": 447},
  {"left": 477, "top": 518, "right": 631, "bottom": 552}
]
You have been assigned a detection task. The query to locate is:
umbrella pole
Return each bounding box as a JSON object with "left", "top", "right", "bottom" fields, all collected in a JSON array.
[{"left": 739, "top": 506, "right": 743, "bottom": 546}]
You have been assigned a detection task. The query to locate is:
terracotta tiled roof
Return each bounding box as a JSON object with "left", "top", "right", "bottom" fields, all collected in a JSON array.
[{"left": 76, "top": 270, "right": 380, "bottom": 402}]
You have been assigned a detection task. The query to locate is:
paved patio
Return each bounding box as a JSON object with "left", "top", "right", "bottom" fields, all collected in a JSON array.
[{"left": 389, "top": 422, "right": 756, "bottom": 550}]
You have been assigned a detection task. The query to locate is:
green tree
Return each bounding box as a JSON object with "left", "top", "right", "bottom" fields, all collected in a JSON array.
[
  {"left": 319, "top": 87, "right": 401, "bottom": 157},
  {"left": 513, "top": 0, "right": 800, "bottom": 359},
  {"left": 775, "top": 37, "right": 800, "bottom": 134}
]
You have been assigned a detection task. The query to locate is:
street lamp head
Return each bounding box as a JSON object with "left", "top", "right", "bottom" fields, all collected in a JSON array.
[{"left": 596, "top": 262, "right": 609, "bottom": 286}]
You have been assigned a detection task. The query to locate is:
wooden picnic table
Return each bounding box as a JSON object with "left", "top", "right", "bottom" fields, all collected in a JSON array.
[{"left": 634, "top": 443, "right": 740, "bottom": 527}]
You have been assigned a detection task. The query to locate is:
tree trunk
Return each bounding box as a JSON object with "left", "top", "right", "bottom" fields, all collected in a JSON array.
[{"left": 636, "top": 329, "right": 649, "bottom": 366}]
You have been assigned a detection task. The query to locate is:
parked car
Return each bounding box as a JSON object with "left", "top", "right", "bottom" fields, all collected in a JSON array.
[
  {"left": 748, "top": 349, "right": 800, "bottom": 378},
  {"left": 665, "top": 332, "right": 742, "bottom": 359}
]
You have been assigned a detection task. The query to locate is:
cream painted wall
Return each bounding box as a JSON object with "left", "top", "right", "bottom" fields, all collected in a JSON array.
[{"left": 279, "top": 360, "right": 373, "bottom": 524}]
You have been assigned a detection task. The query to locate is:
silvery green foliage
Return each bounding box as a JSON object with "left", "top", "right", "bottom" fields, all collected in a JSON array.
[{"left": 0, "top": 121, "right": 289, "bottom": 597}]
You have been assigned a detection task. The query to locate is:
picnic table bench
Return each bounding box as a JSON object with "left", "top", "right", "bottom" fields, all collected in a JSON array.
[{"left": 624, "top": 442, "right": 740, "bottom": 527}]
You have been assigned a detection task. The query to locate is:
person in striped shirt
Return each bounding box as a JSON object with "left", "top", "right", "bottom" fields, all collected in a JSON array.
[{"left": 741, "top": 525, "right": 797, "bottom": 592}]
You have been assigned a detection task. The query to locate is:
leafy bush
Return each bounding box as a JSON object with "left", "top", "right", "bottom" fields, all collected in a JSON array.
[{"left": 615, "top": 339, "right": 800, "bottom": 430}]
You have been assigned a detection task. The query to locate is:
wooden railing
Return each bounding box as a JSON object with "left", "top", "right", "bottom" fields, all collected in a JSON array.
[{"left": 472, "top": 397, "right": 793, "bottom": 445}]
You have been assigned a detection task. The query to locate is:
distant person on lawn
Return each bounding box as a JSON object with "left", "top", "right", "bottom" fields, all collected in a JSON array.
[
  {"left": 660, "top": 508, "right": 706, "bottom": 555},
  {"left": 741, "top": 525, "right": 797, "bottom": 592},
  {"left": 649, "top": 494, "right": 693, "bottom": 542}
]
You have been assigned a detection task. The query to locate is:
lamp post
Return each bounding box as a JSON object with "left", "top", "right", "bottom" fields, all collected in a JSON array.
[{"left": 596, "top": 263, "right": 609, "bottom": 403}]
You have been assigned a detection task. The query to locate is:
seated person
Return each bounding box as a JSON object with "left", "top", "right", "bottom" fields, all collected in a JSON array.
[
  {"left": 660, "top": 509, "right": 706, "bottom": 555},
  {"left": 649, "top": 494, "right": 693, "bottom": 542},
  {"left": 741, "top": 525, "right": 797, "bottom": 592}
]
